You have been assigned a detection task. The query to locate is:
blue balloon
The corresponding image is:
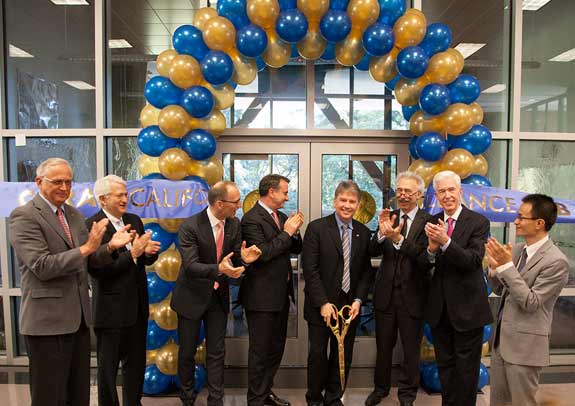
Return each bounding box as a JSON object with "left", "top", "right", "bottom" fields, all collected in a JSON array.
[
  {"left": 217, "top": 0, "right": 250, "bottom": 30},
  {"left": 146, "top": 272, "right": 173, "bottom": 304},
  {"left": 452, "top": 124, "right": 492, "bottom": 155},
  {"left": 146, "top": 319, "right": 171, "bottom": 350},
  {"left": 320, "top": 10, "right": 351, "bottom": 43},
  {"left": 321, "top": 43, "right": 336, "bottom": 60},
  {"left": 290, "top": 43, "right": 299, "bottom": 59},
  {"left": 377, "top": 0, "right": 406, "bottom": 26},
  {"left": 180, "top": 86, "right": 214, "bottom": 118},
  {"left": 423, "top": 323, "right": 434, "bottom": 344},
  {"left": 237, "top": 24, "right": 268, "bottom": 58},
  {"left": 143, "top": 365, "right": 171, "bottom": 394},
  {"left": 483, "top": 324, "right": 492, "bottom": 342},
  {"left": 278, "top": 0, "right": 297, "bottom": 10},
  {"left": 354, "top": 54, "right": 371, "bottom": 71},
  {"left": 181, "top": 129, "right": 217, "bottom": 161},
  {"left": 172, "top": 25, "right": 209, "bottom": 61},
  {"left": 170, "top": 329, "right": 179, "bottom": 344},
  {"left": 416, "top": 132, "right": 447, "bottom": 162},
  {"left": 422, "top": 363, "right": 442, "bottom": 392},
  {"left": 384, "top": 75, "right": 400, "bottom": 91},
  {"left": 419, "top": 84, "right": 451, "bottom": 115},
  {"left": 409, "top": 136, "right": 419, "bottom": 159},
  {"left": 447, "top": 134, "right": 457, "bottom": 150},
  {"left": 484, "top": 275, "right": 492, "bottom": 296},
  {"left": 144, "top": 222, "right": 175, "bottom": 253},
  {"left": 477, "top": 363, "right": 489, "bottom": 390},
  {"left": 184, "top": 175, "right": 210, "bottom": 191},
  {"left": 330, "top": 0, "right": 349, "bottom": 11},
  {"left": 396, "top": 46, "right": 429, "bottom": 79},
  {"left": 194, "top": 365, "right": 207, "bottom": 392},
  {"left": 144, "top": 76, "right": 182, "bottom": 109},
  {"left": 201, "top": 51, "right": 234, "bottom": 86},
  {"left": 448, "top": 74, "right": 481, "bottom": 104},
  {"left": 419, "top": 23, "right": 452, "bottom": 57},
  {"left": 198, "top": 321, "right": 206, "bottom": 344},
  {"left": 402, "top": 105, "right": 419, "bottom": 121},
  {"left": 143, "top": 173, "right": 165, "bottom": 180},
  {"left": 256, "top": 56, "right": 267, "bottom": 71},
  {"left": 276, "top": 9, "right": 308, "bottom": 43},
  {"left": 362, "top": 23, "right": 394, "bottom": 56},
  {"left": 137, "top": 126, "right": 180, "bottom": 157},
  {"left": 463, "top": 174, "right": 492, "bottom": 187}
]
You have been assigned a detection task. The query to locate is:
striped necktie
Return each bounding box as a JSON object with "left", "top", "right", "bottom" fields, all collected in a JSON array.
[
  {"left": 56, "top": 208, "right": 74, "bottom": 246},
  {"left": 341, "top": 224, "right": 351, "bottom": 293}
]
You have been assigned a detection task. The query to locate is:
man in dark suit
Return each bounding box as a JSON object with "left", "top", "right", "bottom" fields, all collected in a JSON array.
[
  {"left": 365, "top": 172, "right": 433, "bottom": 406},
  {"left": 87, "top": 175, "right": 161, "bottom": 406},
  {"left": 171, "top": 181, "right": 262, "bottom": 406},
  {"left": 241, "top": 174, "right": 304, "bottom": 406},
  {"left": 423, "top": 170, "right": 493, "bottom": 406},
  {"left": 9, "top": 158, "right": 132, "bottom": 406},
  {"left": 302, "top": 180, "right": 372, "bottom": 406}
]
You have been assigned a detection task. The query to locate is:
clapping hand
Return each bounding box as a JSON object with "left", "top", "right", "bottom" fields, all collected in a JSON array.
[
  {"left": 241, "top": 240, "right": 261, "bottom": 264},
  {"left": 485, "top": 237, "right": 513, "bottom": 269},
  {"left": 218, "top": 252, "right": 245, "bottom": 279}
]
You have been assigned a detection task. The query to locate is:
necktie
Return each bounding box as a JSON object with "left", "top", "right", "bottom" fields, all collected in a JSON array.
[
  {"left": 400, "top": 214, "right": 409, "bottom": 238},
  {"left": 56, "top": 208, "right": 74, "bottom": 246},
  {"left": 271, "top": 211, "right": 281, "bottom": 230},
  {"left": 115, "top": 219, "right": 131, "bottom": 251},
  {"left": 214, "top": 221, "right": 224, "bottom": 290},
  {"left": 517, "top": 248, "right": 528, "bottom": 273},
  {"left": 341, "top": 224, "right": 351, "bottom": 293},
  {"left": 446, "top": 217, "right": 455, "bottom": 237}
]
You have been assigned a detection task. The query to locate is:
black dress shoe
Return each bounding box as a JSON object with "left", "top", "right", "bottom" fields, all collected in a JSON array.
[
  {"left": 364, "top": 390, "right": 388, "bottom": 406},
  {"left": 264, "top": 392, "right": 291, "bottom": 406}
]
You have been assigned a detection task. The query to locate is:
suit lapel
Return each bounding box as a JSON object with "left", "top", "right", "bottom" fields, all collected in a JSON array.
[
  {"left": 256, "top": 203, "right": 282, "bottom": 232},
  {"left": 449, "top": 206, "right": 468, "bottom": 241},
  {"left": 327, "top": 214, "right": 343, "bottom": 257},
  {"left": 199, "top": 209, "right": 218, "bottom": 263},
  {"left": 406, "top": 209, "right": 425, "bottom": 241},
  {"left": 521, "top": 240, "right": 553, "bottom": 277},
  {"left": 350, "top": 219, "right": 361, "bottom": 262},
  {"left": 33, "top": 195, "right": 75, "bottom": 248}
]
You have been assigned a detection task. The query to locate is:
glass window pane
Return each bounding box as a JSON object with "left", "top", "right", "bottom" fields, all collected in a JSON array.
[
  {"left": 550, "top": 296, "right": 575, "bottom": 352},
  {"left": 12, "top": 297, "right": 26, "bottom": 355},
  {"left": 106, "top": 137, "right": 140, "bottom": 180},
  {"left": 5, "top": 0, "right": 95, "bottom": 128},
  {"left": 521, "top": 0, "right": 575, "bottom": 132},
  {"left": 484, "top": 139, "right": 510, "bottom": 189},
  {"left": 423, "top": 0, "right": 512, "bottom": 131},
  {"left": 0, "top": 303, "right": 5, "bottom": 354}
]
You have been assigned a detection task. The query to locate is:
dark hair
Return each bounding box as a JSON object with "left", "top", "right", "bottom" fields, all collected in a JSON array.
[
  {"left": 258, "top": 174, "right": 290, "bottom": 197},
  {"left": 334, "top": 180, "right": 361, "bottom": 200},
  {"left": 522, "top": 194, "right": 557, "bottom": 231},
  {"left": 208, "top": 181, "right": 236, "bottom": 205}
]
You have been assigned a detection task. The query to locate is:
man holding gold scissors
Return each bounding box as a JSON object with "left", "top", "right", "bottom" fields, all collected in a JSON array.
[{"left": 303, "top": 180, "right": 372, "bottom": 406}]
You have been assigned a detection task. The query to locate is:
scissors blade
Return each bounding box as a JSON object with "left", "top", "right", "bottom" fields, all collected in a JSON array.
[{"left": 338, "top": 341, "right": 345, "bottom": 391}]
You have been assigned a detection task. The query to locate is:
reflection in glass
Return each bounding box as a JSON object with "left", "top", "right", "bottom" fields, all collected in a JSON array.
[
  {"left": 484, "top": 139, "right": 510, "bottom": 189},
  {"left": 106, "top": 137, "right": 140, "bottom": 180},
  {"left": 550, "top": 297, "right": 575, "bottom": 351}
]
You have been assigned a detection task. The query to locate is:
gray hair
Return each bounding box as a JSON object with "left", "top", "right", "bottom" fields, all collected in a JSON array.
[
  {"left": 36, "top": 158, "right": 73, "bottom": 178},
  {"left": 94, "top": 175, "right": 127, "bottom": 200},
  {"left": 397, "top": 171, "right": 425, "bottom": 193},
  {"left": 208, "top": 181, "right": 237, "bottom": 205},
  {"left": 432, "top": 170, "right": 461, "bottom": 190},
  {"left": 334, "top": 180, "right": 361, "bottom": 200}
]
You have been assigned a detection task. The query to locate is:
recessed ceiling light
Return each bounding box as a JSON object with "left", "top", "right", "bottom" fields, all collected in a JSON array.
[
  {"left": 454, "top": 43, "right": 486, "bottom": 58},
  {"left": 63, "top": 80, "right": 95, "bottom": 90},
  {"left": 482, "top": 84, "right": 507, "bottom": 93},
  {"left": 522, "top": 0, "right": 552, "bottom": 11},
  {"left": 108, "top": 39, "right": 133, "bottom": 49},
  {"left": 549, "top": 48, "right": 575, "bottom": 62},
  {"left": 9, "top": 44, "right": 34, "bottom": 58},
  {"left": 50, "top": 0, "right": 89, "bottom": 5}
]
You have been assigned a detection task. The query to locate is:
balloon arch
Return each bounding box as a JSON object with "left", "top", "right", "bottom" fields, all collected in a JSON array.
[{"left": 138, "top": 0, "right": 493, "bottom": 395}]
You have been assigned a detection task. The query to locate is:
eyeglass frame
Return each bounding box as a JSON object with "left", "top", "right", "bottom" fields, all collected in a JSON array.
[
  {"left": 219, "top": 198, "right": 241, "bottom": 205},
  {"left": 42, "top": 176, "right": 73, "bottom": 187},
  {"left": 396, "top": 188, "right": 420, "bottom": 197}
]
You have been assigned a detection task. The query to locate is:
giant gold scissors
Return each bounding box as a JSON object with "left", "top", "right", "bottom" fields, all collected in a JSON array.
[{"left": 328, "top": 304, "right": 353, "bottom": 392}]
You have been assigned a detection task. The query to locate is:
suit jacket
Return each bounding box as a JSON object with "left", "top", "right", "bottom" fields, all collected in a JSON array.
[
  {"left": 488, "top": 239, "right": 568, "bottom": 367},
  {"left": 369, "top": 209, "right": 433, "bottom": 318},
  {"left": 86, "top": 210, "right": 157, "bottom": 329},
  {"left": 240, "top": 202, "right": 302, "bottom": 312},
  {"left": 9, "top": 194, "right": 115, "bottom": 335},
  {"left": 302, "top": 214, "right": 372, "bottom": 325},
  {"left": 171, "top": 208, "right": 243, "bottom": 320},
  {"left": 425, "top": 205, "right": 493, "bottom": 331}
]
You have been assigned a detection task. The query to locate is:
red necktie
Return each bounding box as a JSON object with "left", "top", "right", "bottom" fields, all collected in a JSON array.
[
  {"left": 214, "top": 221, "right": 224, "bottom": 290},
  {"left": 271, "top": 211, "right": 281, "bottom": 229},
  {"left": 57, "top": 208, "right": 74, "bottom": 246},
  {"left": 446, "top": 217, "right": 454, "bottom": 237}
]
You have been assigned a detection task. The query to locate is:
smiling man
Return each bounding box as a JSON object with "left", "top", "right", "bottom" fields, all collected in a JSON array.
[{"left": 302, "top": 180, "right": 372, "bottom": 406}]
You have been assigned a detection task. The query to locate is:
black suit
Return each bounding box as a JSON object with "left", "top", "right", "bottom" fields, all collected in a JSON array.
[
  {"left": 171, "top": 208, "right": 243, "bottom": 406},
  {"left": 302, "top": 214, "right": 372, "bottom": 405},
  {"left": 368, "top": 209, "right": 432, "bottom": 403},
  {"left": 240, "top": 202, "right": 302, "bottom": 406},
  {"left": 86, "top": 210, "right": 158, "bottom": 406},
  {"left": 425, "top": 206, "right": 493, "bottom": 406}
]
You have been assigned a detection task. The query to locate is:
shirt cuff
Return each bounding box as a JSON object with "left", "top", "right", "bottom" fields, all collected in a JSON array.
[
  {"left": 440, "top": 238, "right": 452, "bottom": 252},
  {"left": 353, "top": 298, "right": 362, "bottom": 305},
  {"left": 392, "top": 236, "right": 404, "bottom": 250},
  {"left": 427, "top": 248, "right": 436, "bottom": 264},
  {"left": 496, "top": 261, "right": 514, "bottom": 274},
  {"left": 377, "top": 231, "right": 385, "bottom": 242}
]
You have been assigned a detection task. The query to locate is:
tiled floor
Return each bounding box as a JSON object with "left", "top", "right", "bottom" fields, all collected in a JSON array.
[{"left": 0, "top": 384, "right": 572, "bottom": 405}]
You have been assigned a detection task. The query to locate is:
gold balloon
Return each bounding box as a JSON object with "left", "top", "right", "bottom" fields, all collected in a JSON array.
[
  {"left": 154, "top": 249, "right": 182, "bottom": 282},
  {"left": 159, "top": 148, "right": 192, "bottom": 180},
  {"left": 155, "top": 342, "right": 179, "bottom": 375},
  {"left": 393, "top": 8, "right": 426, "bottom": 49},
  {"left": 369, "top": 49, "right": 398, "bottom": 83},
  {"left": 481, "top": 342, "right": 490, "bottom": 357},
  {"left": 420, "top": 340, "right": 436, "bottom": 363},
  {"left": 395, "top": 76, "right": 429, "bottom": 106},
  {"left": 195, "top": 110, "right": 226, "bottom": 136},
  {"left": 335, "top": 32, "right": 365, "bottom": 67},
  {"left": 204, "top": 82, "right": 235, "bottom": 110},
  {"left": 153, "top": 297, "right": 178, "bottom": 330},
  {"left": 137, "top": 154, "right": 160, "bottom": 177},
  {"left": 263, "top": 31, "right": 291, "bottom": 68},
  {"left": 470, "top": 102, "right": 484, "bottom": 125},
  {"left": 158, "top": 105, "right": 191, "bottom": 139},
  {"left": 440, "top": 148, "right": 474, "bottom": 179},
  {"left": 409, "top": 111, "right": 446, "bottom": 136},
  {"left": 156, "top": 49, "right": 178, "bottom": 78},
  {"left": 242, "top": 190, "right": 260, "bottom": 214},
  {"left": 203, "top": 16, "right": 236, "bottom": 52},
  {"left": 230, "top": 50, "right": 258, "bottom": 85},
  {"left": 408, "top": 159, "right": 442, "bottom": 186},
  {"left": 168, "top": 55, "right": 202, "bottom": 89},
  {"left": 354, "top": 191, "right": 376, "bottom": 225},
  {"left": 472, "top": 154, "right": 489, "bottom": 177},
  {"left": 158, "top": 218, "right": 185, "bottom": 234},
  {"left": 146, "top": 349, "right": 158, "bottom": 366},
  {"left": 426, "top": 48, "right": 464, "bottom": 85},
  {"left": 247, "top": 0, "right": 280, "bottom": 29},
  {"left": 443, "top": 103, "right": 474, "bottom": 135},
  {"left": 193, "top": 7, "right": 218, "bottom": 31},
  {"left": 195, "top": 343, "right": 207, "bottom": 365},
  {"left": 348, "top": 0, "right": 380, "bottom": 29},
  {"left": 139, "top": 104, "right": 161, "bottom": 127},
  {"left": 297, "top": 0, "right": 329, "bottom": 23},
  {"left": 189, "top": 156, "right": 224, "bottom": 186},
  {"left": 297, "top": 29, "right": 327, "bottom": 60}
]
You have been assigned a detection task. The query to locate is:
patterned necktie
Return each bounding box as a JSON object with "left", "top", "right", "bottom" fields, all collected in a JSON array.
[
  {"left": 446, "top": 217, "right": 455, "bottom": 237},
  {"left": 214, "top": 221, "right": 224, "bottom": 290},
  {"left": 517, "top": 248, "right": 528, "bottom": 273},
  {"left": 271, "top": 211, "right": 281, "bottom": 230},
  {"left": 341, "top": 224, "right": 351, "bottom": 293},
  {"left": 56, "top": 208, "right": 74, "bottom": 246},
  {"left": 400, "top": 214, "right": 409, "bottom": 237}
]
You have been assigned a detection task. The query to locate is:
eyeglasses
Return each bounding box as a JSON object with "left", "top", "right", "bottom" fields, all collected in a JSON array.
[
  {"left": 43, "top": 177, "right": 73, "bottom": 187},
  {"left": 515, "top": 214, "right": 537, "bottom": 221},
  {"left": 220, "top": 198, "right": 241, "bottom": 205},
  {"left": 396, "top": 188, "right": 419, "bottom": 197}
]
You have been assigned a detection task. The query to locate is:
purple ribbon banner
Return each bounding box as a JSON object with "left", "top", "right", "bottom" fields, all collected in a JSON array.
[
  {"left": 423, "top": 184, "right": 575, "bottom": 223},
  {"left": 0, "top": 179, "right": 208, "bottom": 219}
]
